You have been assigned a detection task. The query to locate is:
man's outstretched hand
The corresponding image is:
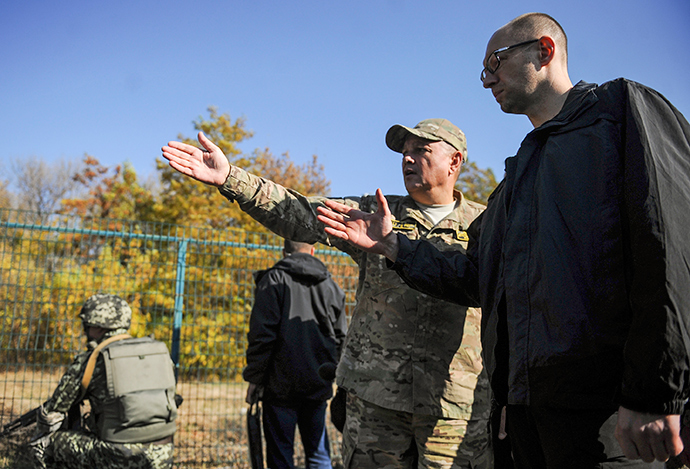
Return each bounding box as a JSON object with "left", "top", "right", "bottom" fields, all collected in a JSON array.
[
  {"left": 161, "top": 132, "right": 230, "bottom": 187},
  {"left": 316, "top": 188, "right": 399, "bottom": 261}
]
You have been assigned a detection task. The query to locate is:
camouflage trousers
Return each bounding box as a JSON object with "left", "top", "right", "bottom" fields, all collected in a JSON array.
[
  {"left": 341, "top": 394, "right": 492, "bottom": 469},
  {"left": 33, "top": 430, "right": 174, "bottom": 469}
]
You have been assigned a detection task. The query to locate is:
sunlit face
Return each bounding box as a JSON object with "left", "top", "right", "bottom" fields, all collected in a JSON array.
[
  {"left": 481, "top": 29, "right": 541, "bottom": 115},
  {"left": 401, "top": 135, "right": 455, "bottom": 200}
]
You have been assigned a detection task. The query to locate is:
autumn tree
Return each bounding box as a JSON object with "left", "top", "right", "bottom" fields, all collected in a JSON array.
[
  {"left": 155, "top": 106, "right": 330, "bottom": 232},
  {"left": 0, "top": 180, "right": 11, "bottom": 210},
  {"left": 456, "top": 159, "right": 498, "bottom": 205},
  {"left": 61, "top": 155, "right": 157, "bottom": 223},
  {"left": 6, "top": 156, "right": 84, "bottom": 224}
]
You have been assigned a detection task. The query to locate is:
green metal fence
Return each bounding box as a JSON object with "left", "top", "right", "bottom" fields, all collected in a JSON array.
[{"left": 0, "top": 208, "right": 358, "bottom": 468}]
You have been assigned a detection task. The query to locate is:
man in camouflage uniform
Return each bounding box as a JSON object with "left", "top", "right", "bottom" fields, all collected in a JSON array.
[
  {"left": 162, "top": 118, "right": 492, "bottom": 468},
  {"left": 30, "top": 294, "right": 175, "bottom": 469}
]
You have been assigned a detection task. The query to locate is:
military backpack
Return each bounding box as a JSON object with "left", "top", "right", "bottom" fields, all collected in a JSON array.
[{"left": 82, "top": 336, "right": 178, "bottom": 443}]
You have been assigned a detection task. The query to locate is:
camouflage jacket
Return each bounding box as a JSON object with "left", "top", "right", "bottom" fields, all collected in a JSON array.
[
  {"left": 219, "top": 166, "right": 491, "bottom": 419},
  {"left": 43, "top": 328, "right": 129, "bottom": 417}
]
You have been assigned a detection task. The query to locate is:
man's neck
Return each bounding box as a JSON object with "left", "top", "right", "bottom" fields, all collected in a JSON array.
[
  {"left": 528, "top": 77, "right": 574, "bottom": 128},
  {"left": 411, "top": 188, "right": 455, "bottom": 206}
]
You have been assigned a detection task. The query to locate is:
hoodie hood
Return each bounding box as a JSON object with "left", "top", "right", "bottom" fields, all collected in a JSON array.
[{"left": 254, "top": 252, "right": 330, "bottom": 285}]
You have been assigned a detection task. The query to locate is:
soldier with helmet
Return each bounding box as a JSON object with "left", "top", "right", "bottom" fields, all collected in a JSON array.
[{"left": 30, "top": 293, "right": 178, "bottom": 469}]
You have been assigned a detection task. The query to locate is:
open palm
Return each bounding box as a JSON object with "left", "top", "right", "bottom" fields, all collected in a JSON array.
[
  {"left": 161, "top": 132, "right": 230, "bottom": 187},
  {"left": 317, "top": 189, "right": 398, "bottom": 260}
]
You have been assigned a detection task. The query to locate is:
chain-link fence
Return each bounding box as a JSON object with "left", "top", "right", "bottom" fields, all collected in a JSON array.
[{"left": 0, "top": 208, "right": 358, "bottom": 468}]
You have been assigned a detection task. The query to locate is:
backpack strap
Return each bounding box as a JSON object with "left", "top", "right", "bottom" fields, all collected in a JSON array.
[{"left": 79, "top": 334, "right": 131, "bottom": 398}]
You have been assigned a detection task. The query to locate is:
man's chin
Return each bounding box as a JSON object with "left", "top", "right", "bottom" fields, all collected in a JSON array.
[
  {"left": 405, "top": 184, "right": 426, "bottom": 200},
  {"left": 404, "top": 180, "right": 419, "bottom": 194},
  {"left": 499, "top": 101, "right": 522, "bottom": 115}
]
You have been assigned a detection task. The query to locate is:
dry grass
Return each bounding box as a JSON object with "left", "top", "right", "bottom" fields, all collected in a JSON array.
[{"left": 1, "top": 370, "right": 342, "bottom": 468}]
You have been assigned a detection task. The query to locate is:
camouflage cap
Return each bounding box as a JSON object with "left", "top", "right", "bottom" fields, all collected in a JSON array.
[
  {"left": 386, "top": 118, "right": 467, "bottom": 155},
  {"left": 79, "top": 294, "right": 132, "bottom": 330}
]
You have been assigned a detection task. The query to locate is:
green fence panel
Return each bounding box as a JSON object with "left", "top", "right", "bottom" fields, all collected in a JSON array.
[{"left": 0, "top": 208, "right": 358, "bottom": 468}]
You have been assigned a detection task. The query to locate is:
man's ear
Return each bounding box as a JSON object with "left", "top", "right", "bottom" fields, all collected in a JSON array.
[
  {"left": 538, "top": 36, "right": 556, "bottom": 66},
  {"left": 450, "top": 151, "right": 463, "bottom": 174}
]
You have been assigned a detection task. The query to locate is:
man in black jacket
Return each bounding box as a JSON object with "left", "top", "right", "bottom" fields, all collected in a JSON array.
[
  {"left": 244, "top": 239, "right": 346, "bottom": 469},
  {"left": 316, "top": 12, "right": 690, "bottom": 469}
]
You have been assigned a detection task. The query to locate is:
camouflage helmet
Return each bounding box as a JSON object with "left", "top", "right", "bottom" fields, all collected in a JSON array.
[{"left": 79, "top": 294, "right": 131, "bottom": 330}]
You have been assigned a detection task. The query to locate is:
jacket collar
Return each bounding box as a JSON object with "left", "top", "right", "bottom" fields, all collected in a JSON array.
[{"left": 536, "top": 81, "right": 599, "bottom": 132}]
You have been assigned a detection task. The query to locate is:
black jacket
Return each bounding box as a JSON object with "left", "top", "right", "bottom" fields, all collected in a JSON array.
[
  {"left": 243, "top": 252, "right": 347, "bottom": 402},
  {"left": 393, "top": 79, "right": 690, "bottom": 414}
]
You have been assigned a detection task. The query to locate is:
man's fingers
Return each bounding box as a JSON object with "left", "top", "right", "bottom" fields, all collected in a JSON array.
[
  {"left": 616, "top": 408, "right": 683, "bottom": 463},
  {"left": 165, "top": 140, "right": 200, "bottom": 154},
  {"left": 316, "top": 212, "right": 343, "bottom": 229},
  {"left": 619, "top": 432, "right": 670, "bottom": 463},
  {"left": 638, "top": 445, "right": 655, "bottom": 463},
  {"left": 498, "top": 406, "right": 508, "bottom": 440},
  {"left": 162, "top": 146, "right": 197, "bottom": 171},
  {"left": 323, "top": 226, "right": 349, "bottom": 241},
  {"left": 317, "top": 206, "right": 352, "bottom": 241},
  {"left": 651, "top": 438, "right": 671, "bottom": 463},
  {"left": 317, "top": 207, "right": 349, "bottom": 234},
  {"left": 617, "top": 435, "right": 641, "bottom": 461},
  {"left": 668, "top": 428, "right": 685, "bottom": 458},
  {"left": 322, "top": 198, "right": 353, "bottom": 216},
  {"left": 167, "top": 160, "right": 194, "bottom": 177},
  {"left": 317, "top": 205, "right": 346, "bottom": 223},
  {"left": 374, "top": 188, "right": 391, "bottom": 217},
  {"left": 162, "top": 146, "right": 187, "bottom": 161},
  {"left": 198, "top": 131, "right": 221, "bottom": 153},
  {"left": 678, "top": 426, "right": 690, "bottom": 464},
  {"left": 660, "top": 429, "right": 684, "bottom": 462}
]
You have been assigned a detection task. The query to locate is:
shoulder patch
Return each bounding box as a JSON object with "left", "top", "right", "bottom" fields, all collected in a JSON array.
[
  {"left": 456, "top": 230, "right": 469, "bottom": 241},
  {"left": 392, "top": 220, "right": 416, "bottom": 231}
]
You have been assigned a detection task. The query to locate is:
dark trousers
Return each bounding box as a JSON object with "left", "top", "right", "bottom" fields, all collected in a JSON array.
[
  {"left": 262, "top": 399, "right": 331, "bottom": 469},
  {"left": 505, "top": 405, "right": 655, "bottom": 469}
]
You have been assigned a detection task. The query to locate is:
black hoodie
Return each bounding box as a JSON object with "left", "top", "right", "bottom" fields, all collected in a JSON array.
[{"left": 243, "top": 252, "right": 347, "bottom": 403}]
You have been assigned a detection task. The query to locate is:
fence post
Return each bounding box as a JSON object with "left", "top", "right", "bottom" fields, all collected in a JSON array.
[{"left": 171, "top": 239, "right": 188, "bottom": 379}]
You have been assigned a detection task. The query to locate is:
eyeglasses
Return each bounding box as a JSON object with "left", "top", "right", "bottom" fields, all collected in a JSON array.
[{"left": 480, "top": 39, "right": 539, "bottom": 82}]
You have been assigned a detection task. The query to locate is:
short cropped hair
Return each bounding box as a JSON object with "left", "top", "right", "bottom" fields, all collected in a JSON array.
[
  {"left": 284, "top": 239, "right": 314, "bottom": 254},
  {"left": 506, "top": 13, "right": 568, "bottom": 62}
]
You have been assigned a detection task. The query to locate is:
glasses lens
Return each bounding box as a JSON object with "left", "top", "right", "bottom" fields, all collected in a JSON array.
[
  {"left": 480, "top": 52, "right": 499, "bottom": 81},
  {"left": 487, "top": 52, "right": 500, "bottom": 74}
]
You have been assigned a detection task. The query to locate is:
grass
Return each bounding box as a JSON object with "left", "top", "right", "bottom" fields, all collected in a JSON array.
[{"left": 1, "top": 370, "right": 342, "bottom": 468}]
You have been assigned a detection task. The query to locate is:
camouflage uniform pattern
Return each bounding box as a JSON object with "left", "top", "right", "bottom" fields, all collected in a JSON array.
[
  {"left": 218, "top": 167, "right": 492, "bottom": 462},
  {"left": 79, "top": 293, "right": 132, "bottom": 330},
  {"left": 43, "top": 430, "right": 174, "bottom": 469},
  {"left": 32, "top": 295, "right": 173, "bottom": 469},
  {"left": 342, "top": 394, "right": 491, "bottom": 469}
]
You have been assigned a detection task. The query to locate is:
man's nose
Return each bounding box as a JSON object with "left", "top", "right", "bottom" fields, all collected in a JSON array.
[{"left": 481, "top": 71, "right": 496, "bottom": 89}]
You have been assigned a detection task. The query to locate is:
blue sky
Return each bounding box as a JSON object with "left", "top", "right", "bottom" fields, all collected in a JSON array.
[{"left": 2, "top": 0, "right": 688, "bottom": 198}]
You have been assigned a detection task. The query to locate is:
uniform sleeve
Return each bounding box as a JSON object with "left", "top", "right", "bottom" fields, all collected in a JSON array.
[
  {"left": 43, "top": 352, "right": 89, "bottom": 414},
  {"left": 619, "top": 80, "right": 690, "bottom": 414},
  {"left": 217, "top": 165, "right": 364, "bottom": 259},
  {"left": 243, "top": 270, "right": 285, "bottom": 385},
  {"left": 332, "top": 286, "right": 348, "bottom": 358}
]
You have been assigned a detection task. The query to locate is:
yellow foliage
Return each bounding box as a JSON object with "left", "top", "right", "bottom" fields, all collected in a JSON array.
[{"left": 1, "top": 213, "right": 357, "bottom": 381}]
